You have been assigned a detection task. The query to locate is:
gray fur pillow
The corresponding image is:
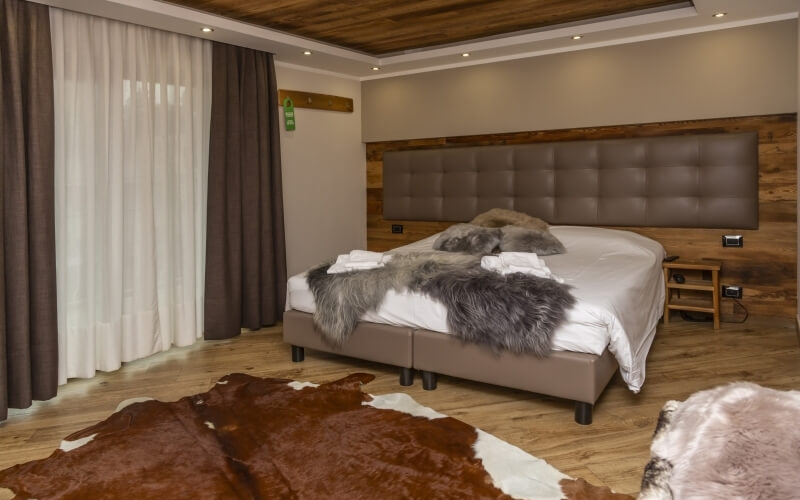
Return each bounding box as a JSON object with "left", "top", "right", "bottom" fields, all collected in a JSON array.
[
  {"left": 470, "top": 208, "right": 550, "bottom": 232},
  {"left": 500, "top": 226, "right": 565, "bottom": 255},
  {"left": 433, "top": 224, "right": 501, "bottom": 254}
]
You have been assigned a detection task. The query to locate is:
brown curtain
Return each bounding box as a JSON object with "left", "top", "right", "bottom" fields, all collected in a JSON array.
[
  {"left": 0, "top": 0, "right": 59, "bottom": 421},
  {"left": 204, "top": 43, "right": 287, "bottom": 340}
]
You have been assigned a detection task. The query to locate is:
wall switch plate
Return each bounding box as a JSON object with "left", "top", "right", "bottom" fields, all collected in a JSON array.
[
  {"left": 722, "top": 235, "right": 743, "bottom": 247},
  {"left": 391, "top": 224, "right": 404, "bottom": 234},
  {"left": 721, "top": 285, "right": 743, "bottom": 299}
]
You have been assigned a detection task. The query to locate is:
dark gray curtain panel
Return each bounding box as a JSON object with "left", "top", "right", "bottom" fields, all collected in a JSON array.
[
  {"left": 204, "top": 43, "right": 287, "bottom": 340},
  {"left": 0, "top": 0, "right": 59, "bottom": 421}
]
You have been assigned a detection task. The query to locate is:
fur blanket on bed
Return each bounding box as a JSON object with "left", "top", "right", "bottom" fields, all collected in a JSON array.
[{"left": 306, "top": 252, "right": 575, "bottom": 357}]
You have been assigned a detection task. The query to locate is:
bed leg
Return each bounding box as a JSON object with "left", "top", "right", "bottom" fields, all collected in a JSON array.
[
  {"left": 291, "top": 345, "right": 304, "bottom": 362},
  {"left": 399, "top": 367, "right": 414, "bottom": 386},
  {"left": 574, "top": 402, "right": 593, "bottom": 425},
  {"left": 422, "top": 371, "right": 438, "bottom": 391}
]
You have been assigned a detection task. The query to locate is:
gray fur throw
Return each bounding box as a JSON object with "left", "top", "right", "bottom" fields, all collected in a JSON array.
[
  {"left": 639, "top": 382, "right": 800, "bottom": 500},
  {"left": 433, "top": 224, "right": 502, "bottom": 254},
  {"left": 433, "top": 223, "right": 566, "bottom": 256},
  {"left": 500, "top": 226, "right": 566, "bottom": 255},
  {"left": 470, "top": 208, "right": 550, "bottom": 231},
  {"left": 306, "top": 252, "right": 575, "bottom": 356}
]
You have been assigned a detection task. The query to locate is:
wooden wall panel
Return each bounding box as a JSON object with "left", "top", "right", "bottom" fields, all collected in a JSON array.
[
  {"left": 278, "top": 89, "right": 353, "bottom": 113},
  {"left": 365, "top": 114, "right": 797, "bottom": 318}
]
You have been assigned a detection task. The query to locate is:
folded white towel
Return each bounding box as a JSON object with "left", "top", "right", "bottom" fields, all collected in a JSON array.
[
  {"left": 480, "top": 253, "right": 564, "bottom": 283},
  {"left": 480, "top": 256, "right": 505, "bottom": 273},
  {"left": 348, "top": 250, "right": 385, "bottom": 263},
  {"left": 327, "top": 252, "right": 392, "bottom": 274},
  {"left": 498, "top": 252, "right": 544, "bottom": 269},
  {"left": 328, "top": 260, "right": 383, "bottom": 274},
  {"left": 325, "top": 263, "right": 347, "bottom": 274}
]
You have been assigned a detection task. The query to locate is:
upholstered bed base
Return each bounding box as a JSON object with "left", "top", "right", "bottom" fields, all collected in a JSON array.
[
  {"left": 413, "top": 329, "right": 618, "bottom": 424},
  {"left": 282, "top": 309, "right": 617, "bottom": 424},
  {"left": 282, "top": 310, "right": 415, "bottom": 385}
]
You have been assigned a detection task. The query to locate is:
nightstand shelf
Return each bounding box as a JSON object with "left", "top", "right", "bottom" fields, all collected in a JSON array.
[{"left": 663, "top": 260, "right": 721, "bottom": 329}]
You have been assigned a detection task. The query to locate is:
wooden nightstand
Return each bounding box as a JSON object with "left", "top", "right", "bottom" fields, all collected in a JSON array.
[{"left": 663, "top": 260, "right": 721, "bottom": 330}]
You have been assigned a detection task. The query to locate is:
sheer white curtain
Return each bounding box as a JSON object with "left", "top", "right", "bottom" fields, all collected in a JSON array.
[{"left": 50, "top": 8, "right": 212, "bottom": 383}]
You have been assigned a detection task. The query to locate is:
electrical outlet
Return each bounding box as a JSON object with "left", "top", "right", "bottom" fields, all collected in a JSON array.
[
  {"left": 722, "top": 235, "right": 743, "bottom": 247},
  {"left": 721, "top": 285, "right": 743, "bottom": 299},
  {"left": 391, "top": 224, "right": 404, "bottom": 234}
]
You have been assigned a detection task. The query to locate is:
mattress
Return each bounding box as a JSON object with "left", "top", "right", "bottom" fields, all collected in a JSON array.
[{"left": 286, "top": 226, "right": 665, "bottom": 392}]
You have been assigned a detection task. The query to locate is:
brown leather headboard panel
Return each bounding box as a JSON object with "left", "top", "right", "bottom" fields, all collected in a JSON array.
[{"left": 383, "top": 131, "right": 758, "bottom": 228}]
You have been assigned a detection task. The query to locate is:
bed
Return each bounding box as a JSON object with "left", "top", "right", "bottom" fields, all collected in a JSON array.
[
  {"left": 285, "top": 225, "right": 665, "bottom": 423},
  {"left": 283, "top": 131, "right": 759, "bottom": 424}
]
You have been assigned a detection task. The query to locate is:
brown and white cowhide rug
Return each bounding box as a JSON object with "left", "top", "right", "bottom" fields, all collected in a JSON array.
[
  {"left": 639, "top": 382, "right": 800, "bottom": 500},
  {"left": 0, "top": 373, "right": 630, "bottom": 500}
]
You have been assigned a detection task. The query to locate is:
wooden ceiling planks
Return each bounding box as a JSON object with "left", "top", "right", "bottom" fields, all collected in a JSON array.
[{"left": 164, "top": 0, "right": 688, "bottom": 55}]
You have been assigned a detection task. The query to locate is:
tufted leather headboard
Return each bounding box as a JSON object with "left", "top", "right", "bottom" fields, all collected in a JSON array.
[{"left": 382, "top": 131, "right": 758, "bottom": 229}]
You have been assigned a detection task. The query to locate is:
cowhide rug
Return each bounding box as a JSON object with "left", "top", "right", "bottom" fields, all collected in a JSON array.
[{"left": 0, "top": 373, "right": 631, "bottom": 500}]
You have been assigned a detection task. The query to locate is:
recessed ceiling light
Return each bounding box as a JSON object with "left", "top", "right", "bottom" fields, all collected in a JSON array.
[
  {"left": 571, "top": 35, "right": 583, "bottom": 40},
  {"left": 201, "top": 27, "right": 214, "bottom": 33},
  {"left": 303, "top": 50, "right": 312, "bottom": 55},
  {"left": 372, "top": 67, "right": 380, "bottom": 71},
  {"left": 713, "top": 12, "right": 726, "bottom": 18},
  {"left": 461, "top": 53, "right": 470, "bottom": 57}
]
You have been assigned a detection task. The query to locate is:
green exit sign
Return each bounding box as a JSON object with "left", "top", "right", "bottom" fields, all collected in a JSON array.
[{"left": 283, "top": 96, "right": 295, "bottom": 131}]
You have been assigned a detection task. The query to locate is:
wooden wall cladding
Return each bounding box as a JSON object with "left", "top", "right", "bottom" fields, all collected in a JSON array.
[
  {"left": 366, "top": 114, "right": 797, "bottom": 318},
  {"left": 166, "top": 0, "right": 685, "bottom": 55},
  {"left": 278, "top": 89, "right": 353, "bottom": 113}
]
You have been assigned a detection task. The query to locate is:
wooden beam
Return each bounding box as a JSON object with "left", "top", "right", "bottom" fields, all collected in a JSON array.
[{"left": 279, "top": 89, "right": 353, "bottom": 113}]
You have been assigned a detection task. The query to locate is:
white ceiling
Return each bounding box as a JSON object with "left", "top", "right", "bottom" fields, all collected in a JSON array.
[{"left": 30, "top": 0, "right": 800, "bottom": 80}]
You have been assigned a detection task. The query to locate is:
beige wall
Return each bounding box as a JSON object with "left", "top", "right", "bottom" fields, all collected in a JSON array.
[
  {"left": 362, "top": 21, "right": 797, "bottom": 142},
  {"left": 277, "top": 65, "right": 365, "bottom": 276}
]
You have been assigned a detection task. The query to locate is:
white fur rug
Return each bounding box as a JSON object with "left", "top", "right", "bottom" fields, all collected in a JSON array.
[{"left": 639, "top": 382, "right": 800, "bottom": 499}]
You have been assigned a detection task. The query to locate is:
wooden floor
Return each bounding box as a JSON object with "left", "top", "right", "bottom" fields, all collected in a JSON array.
[{"left": 1, "top": 315, "right": 799, "bottom": 498}]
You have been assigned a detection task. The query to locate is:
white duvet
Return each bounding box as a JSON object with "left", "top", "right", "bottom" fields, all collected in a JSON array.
[{"left": 286, "top": 226, "right": 665, "bottom": 392}]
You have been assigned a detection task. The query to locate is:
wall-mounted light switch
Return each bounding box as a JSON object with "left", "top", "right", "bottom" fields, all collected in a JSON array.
[
  {"left": 391, "top": 224, "right": 404, "bottom": 234},
  {"left": 722, "top": 235, "right": 743, "bottom": 247}
]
